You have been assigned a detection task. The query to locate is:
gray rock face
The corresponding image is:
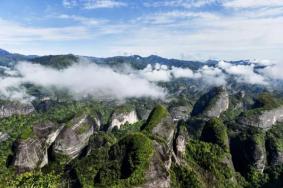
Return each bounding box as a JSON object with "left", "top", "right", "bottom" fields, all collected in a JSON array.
[
  {"left": 269, "top": 151, "right": 283, "bottom": 166},
  {"left": 108, "top": 110, "right": 138, "bottom": 131},
  {"left": 191, "top": 86, "right": 229, "bottom": 118},
  {"left": 151, "top": 115, "right": 175, "bottom": 146},
  {"left": 12, "top": 121, "right": 62, "bottom": 172},
  {"left": 254, "top": 145, "right": 267, "bottom": 172},
  {"left": 139, "top": 141, "right": 172, "bottom": 188},
  {"left": 13, "top": 138, "right": 46, "bottom": 173},
  {"left": 53, "top": 114, "right": 94, "bottom": 159},
  {"left": 175, "top": 135, "right": 186, "bottom": 158},
  {"left": 0, "top": 132, "right": 9, "bottom": 142},
  {"left": 238, "top": 107, "right": 283, "bottom": 130},
  {"left": 204, "top": 89, "right": 229, "bottom": 118},
  {"left": 33, "top": 121, "right": 62, "bottom": 142},
  {"left": 169, "top": 106, "right": 190, "bottom": 122},
  {"left": 230, "top": 132, "right": 266, "bottom": 174},
  {"left": 0, "top": 102, "right": 34, "bottom": 118}
]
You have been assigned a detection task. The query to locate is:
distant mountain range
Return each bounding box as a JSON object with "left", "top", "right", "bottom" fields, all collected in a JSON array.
[
  {"left": 0, "top": 48, "right": 37, "bottom": 66},
  {"left": 0, "top": 48, "right": 262, "bottom": 70}
]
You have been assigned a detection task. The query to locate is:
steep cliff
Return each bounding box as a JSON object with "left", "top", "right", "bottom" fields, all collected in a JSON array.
[
  {"left": 191, "top": 87, "right": 229, "bottom": 118},
  {"left": 141, "top": 105, "right": 175, "bottom": 146},
  {"left": 108, "top": 110, "right": 139, "bottom": 131},
  {"left": 238, "top": 106, "right": 283, "bottom": 130},
  {"left": 53, "top": 114, "right": 95, "bottom": 159},
  {"left": 12, "top": 121, "right": 62, "bottom": 172},
  {"left": 0, "top": 101, "right": 34, "bottom": 118}
]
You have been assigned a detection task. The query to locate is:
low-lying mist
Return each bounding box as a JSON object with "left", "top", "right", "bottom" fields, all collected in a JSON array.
[
  {"left": 0, "top": 59, "right": 282, "bottom": 103},
  {"left": 0, "top": 61, "right": 166, "bottom": 102}
]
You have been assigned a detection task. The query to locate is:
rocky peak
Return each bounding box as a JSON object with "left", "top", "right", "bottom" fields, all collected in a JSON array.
[
  {"left": 200, "top": 118, "right": 229, "bottom": 151},
  {"left": 13, "top": 138, "right": 46, "bottom": 173},
  {"left": 33, "top": 121, "right": 63, "bottom": 145},
  {"left": 140, "top": 141, "right": 172, "bottom": 188},
  {"left": 174, "top": 122, "right": 189, "bottom": 158},
  {"left": 238, "top": 106, "right": 283, "bottom": 130},
  {"left": 142, "top": 105, "right": 175, "bottom": 146},
  {"left": 53, "top": 114, "right": 95, "bottom": 159},
  {"left": 169, "top": 106, "right": 191, "bottom": 122},
  {"left": 108, "top": 109, "right": 138, "bottom": 131},
  {"left": 191, "top": 86, "right": 229, "bottom": 118},
  {"left": 0, "top": 101, "right": 34, "bottom": 118},
  {"left": 230, "top": 130, "right": 266, "bottom": 175},
  {"left": 12, "top": 121, "right": 62, "bottom": 173}
]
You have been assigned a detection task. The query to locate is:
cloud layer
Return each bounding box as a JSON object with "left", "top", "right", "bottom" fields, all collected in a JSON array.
[
  {"left": 0, "top": 61, "right": 166, "bottom": 101},
  {"left": 1, "top": 59, "right": 283, "bottom": 102}
]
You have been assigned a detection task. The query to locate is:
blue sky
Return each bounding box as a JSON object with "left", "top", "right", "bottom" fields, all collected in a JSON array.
[{"left": 0, "top": 0, "right": 283, "bottom": 61}]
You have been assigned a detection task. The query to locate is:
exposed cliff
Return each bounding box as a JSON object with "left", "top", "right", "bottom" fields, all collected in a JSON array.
[
  {"left": 169, "top": 106, "right": 191, "bottom": 122},
  {"left": 13, "top": 138, "right": 46, "bottom": 173},
  {"left": 238, "top": 106, "right": 283, "bottom": 130},
  {"left": 266, "top": 123, "right": 283, "bottom": 166},
  {"left": 139, "top": 141, "right": 172, "bottom": 188},
  {"left": 108, "top": 110, "right": 139, "bottom": 131},
  {"left": 230, "top": 129, "right": 266, "bottom": 175},
  {"left": 191, "top": 86, "right": 229, "bottom": 118},
  {"left": 141, "top": 105, "right": 175, "bottom": 146},
  {"left": 0, "top": 101, "right": 34, "bottom": 118},
  {"left": 200, "top": 118, "right": 229, "bottom": 151},
  {"left": 12, "top": 121, "right": 62, "bottom": 172},
  {"left": 53, "top": 114, "right": 95, "bottom": 159}
]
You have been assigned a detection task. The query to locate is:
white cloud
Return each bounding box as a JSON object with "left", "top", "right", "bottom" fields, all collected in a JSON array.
[
  {"left": 136, "top": 11, "right": 218, "bottom": 25},
  {"left": 138, "top": 63, "right": 225, "bottom": 86},
  {"left": 139, "top": 64, "right": 172, "bottom": 82},
  {"left": 109, "top": 7, "right": 283, "bottom": 61},
  {"left": 198, "top": 65, "right": 227, "bottom": 86},
  {"left": 144, "top": 0, "right": 219, "bottom": 9},
  {"left": 58, "top": 14, "right": 107, "bottom": 26},
  {"left": 2, "top": 0, "right": 283, "bottom": 61},
  {"left": 0, "top": 18, "right": 90, "bottom": 44},
  {"left": 261, "top": 62, "right": 283, "bottom": 80},
  {"left": 63, "top": 0, "right": 78, "bottom": 8},
  {"left": 171, "top": 66, "right": 200, "bottom": 78},
  {"left": 0, "top": 61, "right": 165, "bottom": 101},
  {"left": 63, "top": 0, "right": 127, "bottom": 9},
  {"left": 218, "top": 60, "right": 267, "bottom": 85},
  {"left": 224, "top": 0, "right": 283, "bottom": 9}
]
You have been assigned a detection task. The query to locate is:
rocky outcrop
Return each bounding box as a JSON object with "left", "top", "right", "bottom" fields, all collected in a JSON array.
[
  {"left": 169, "top": 106, "right": 191, "bottom": 122},
  {"left": 0, "top": 132, "right": 9, "bottom": 142},
  {"left": 32, "top": 121, "right": 63, "bottom": 145},
  {"left": 175, "top": 135, "right": 186, "bottom": 159},
  {"left": 266, "top": 125, "right": 283, "bottom": 166},
  {"left": 33, "top": 98, "right": 57, "bottom": 112},
  {"left": 12, "top": 121, "right": 62, "bottom": 172},
  {"left": 108, "top": 110, "right": 138, "bottom": 131},
  {"left": 53, "top": 114, "right": 95, "bottom": 159},
  {"left": 191, "top": 86, "right": 229, "bottom": 118},
  {"left": 142, "top": 105, "right": 175, "bottom": 146},
  {"left": 138, "top": 105, "right": 176, "bottom": 188},
  {"left": 139, "top": 141, "right": 172, "bottom": 188},
  {"left": 200, "top": 118, "right": 229, "bottom": 151},
  {"left": 230, "top": 131, "right": 266, "bottom": 175},
  {"left": 13, "top": 138, "right": 46, "bottom": 173},
  {"left": 268, "top": 150, "right": 283, "bottom": 166},
  {"left": 152, "top": 115, "right": 175, "bottom": 146},
  {"left": 238, "top": 107, "right": 283, "bottom": 130},
  {"left": 0, "top": 101, "right": 34, "bottom": 118},
  {"left": 174, "top": 123, "right": 189, "bottom": 158}
]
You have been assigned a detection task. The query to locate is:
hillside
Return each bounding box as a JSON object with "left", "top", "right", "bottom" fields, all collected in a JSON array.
[{"left": 0, "top": 49, "right": 283, "bottom": 187}]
